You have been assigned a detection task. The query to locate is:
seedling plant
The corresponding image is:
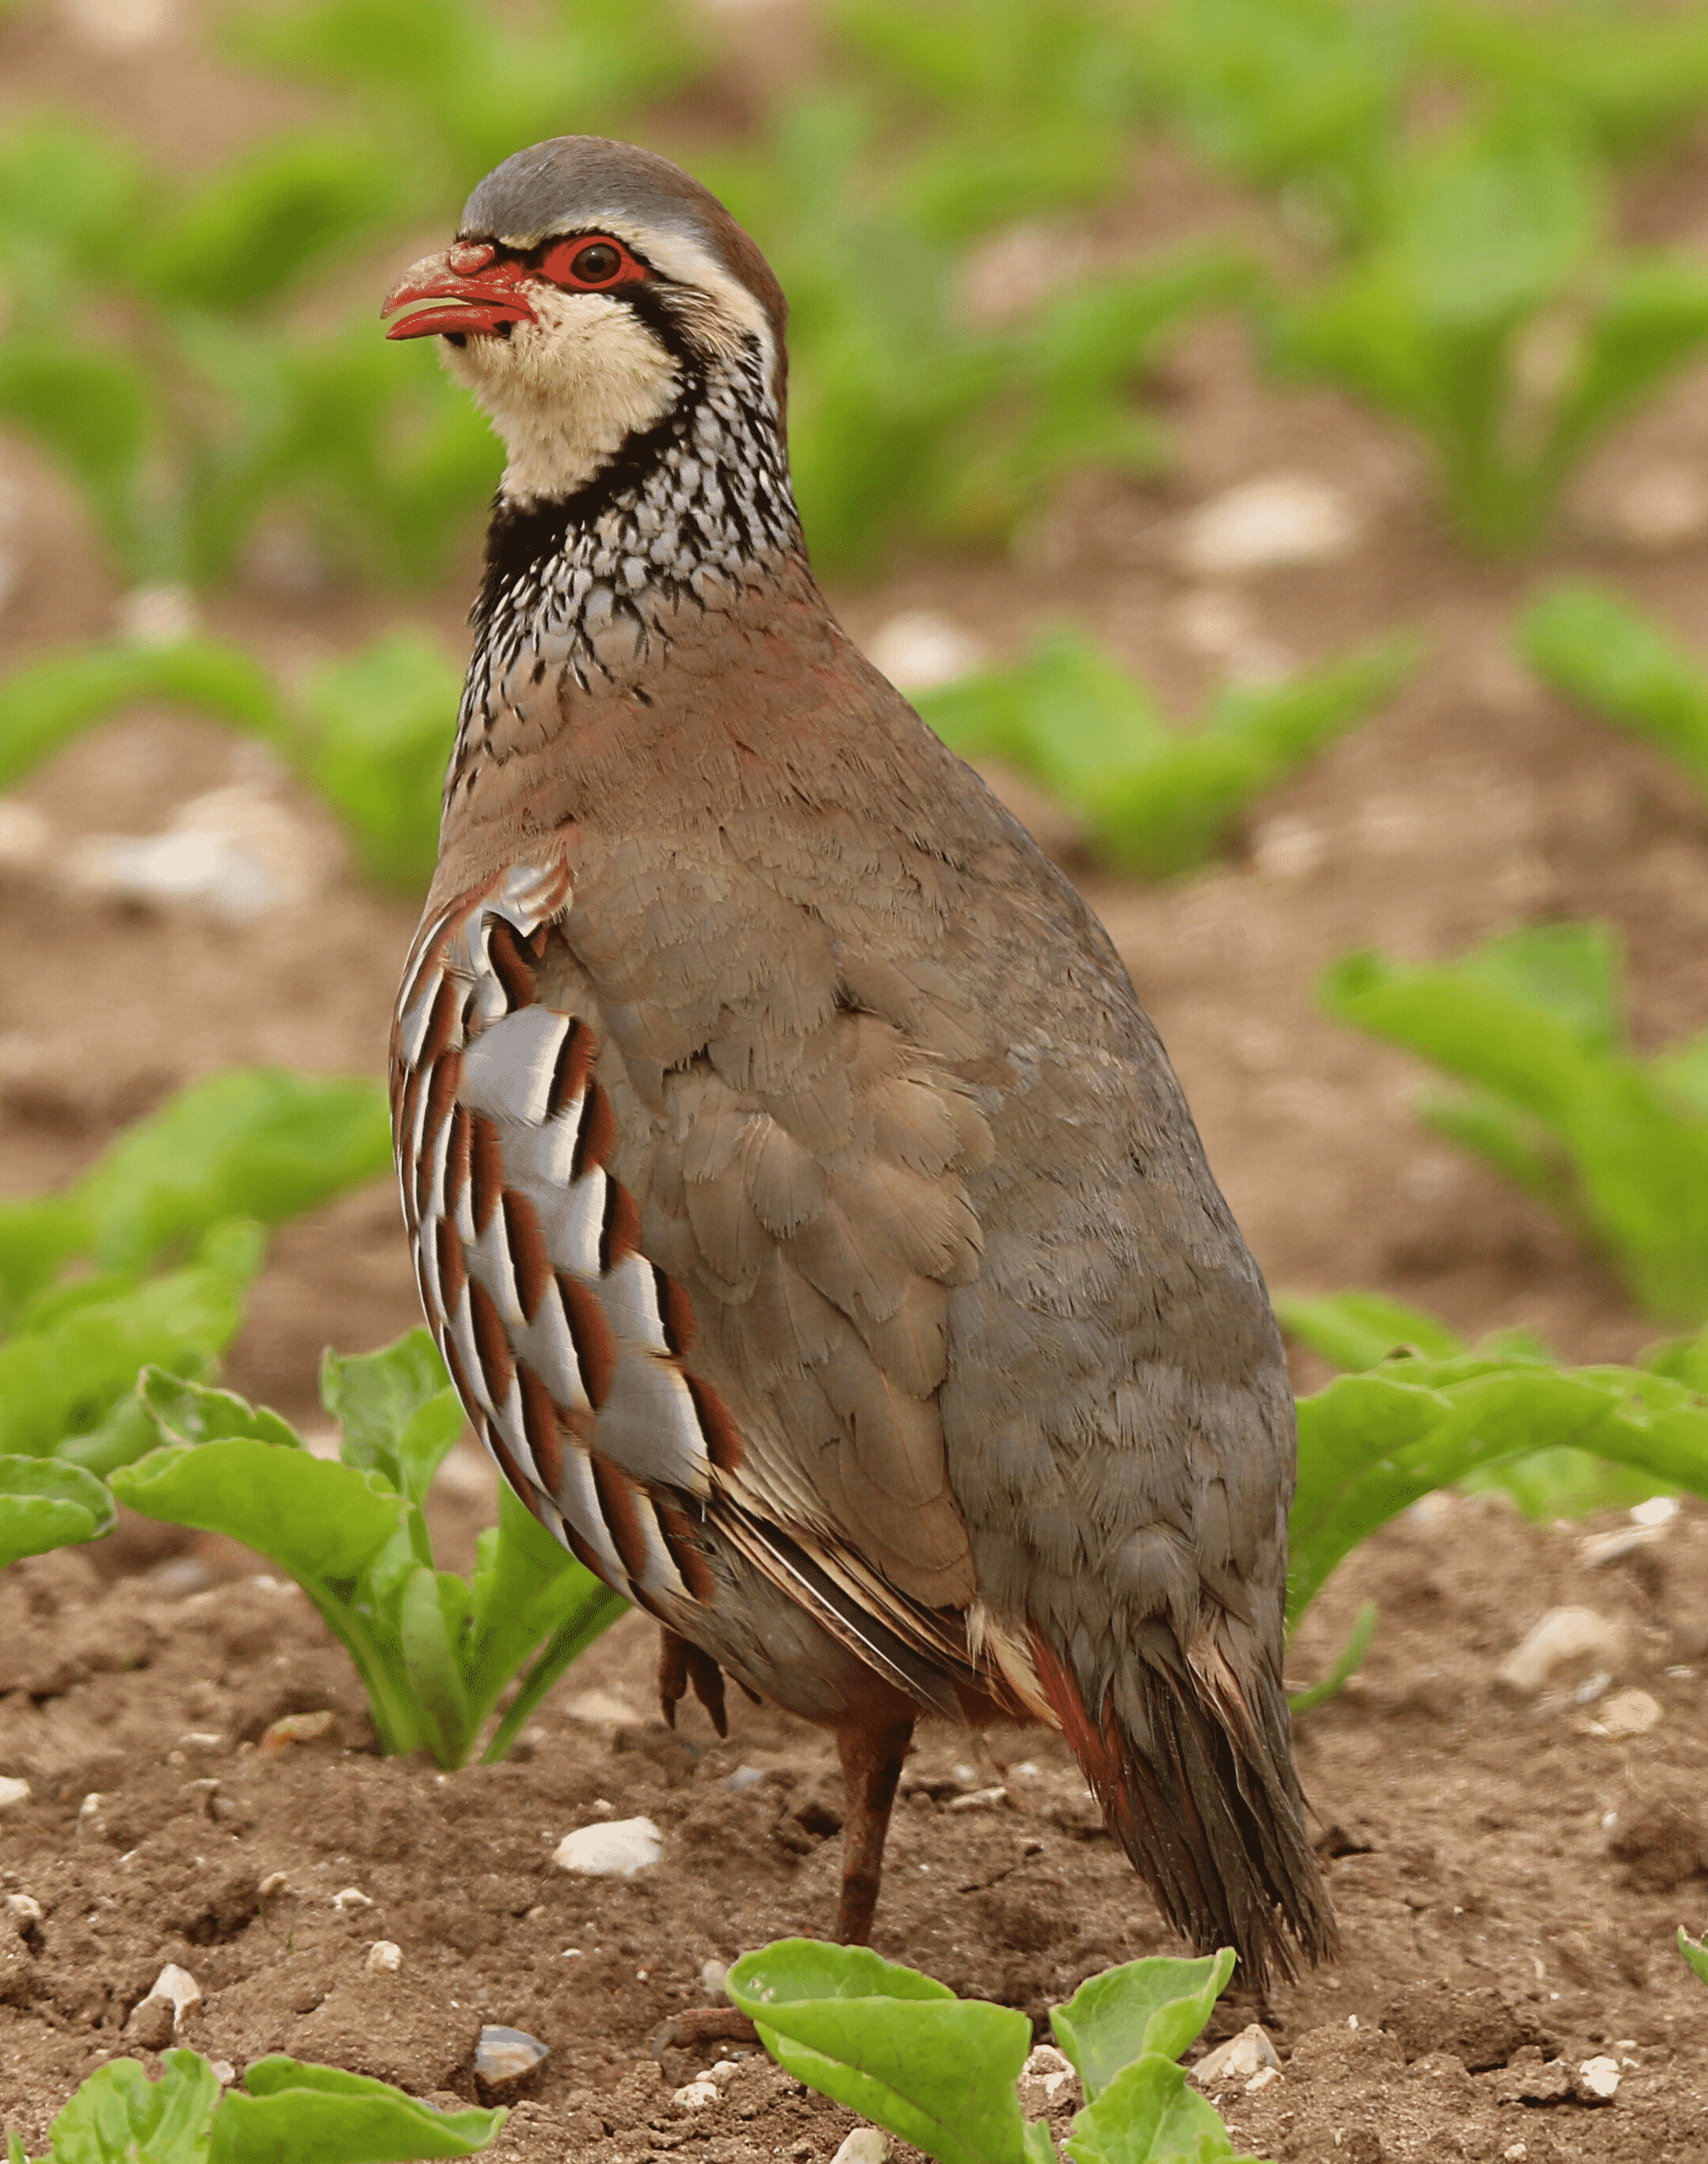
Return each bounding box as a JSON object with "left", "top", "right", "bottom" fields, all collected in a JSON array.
[
  {"left": 917, "top": 625, "right": 1416, "bottom": 878},
  {"left": 726, "top": 1937, "right": 1260, "bottom": 2164},
  {"left": 4, "top": 2048, "right": 501, "bottom": 2163},
  {"left": 1322, "top": 920, "right": 1708, "bottom": 1322},
  {"left": 109, "top": 1331, "right": 627, "bottom": 1769},
  {"left": 1521, "top": 581, "right": 1708, "bottom": 809}
]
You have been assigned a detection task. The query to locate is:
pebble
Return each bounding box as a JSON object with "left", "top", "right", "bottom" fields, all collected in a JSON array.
[
  {"left": 673, "top": 2080, "right": 719, "bottom": 2109},
  {"left": 1193, "top": 2025, "right": 1281, "bottom": 2086},
  {"left": 562, "top": 1689, "right": 643, "bottom": 1726},
  {"left": 258, "top": 1710, "right": 336, "bottom": 1755},
  {"left": 366, "top": 1941, "right": 402, "bottom": 1974},
  {"left": 700, "top": 1958, "right": 730, "bottom": 2002},
  {"left": 257, "top": 1872, "right": 291, "bottom": 1898},
  {"left": 1496, "top": 1607, "right": 1626, "bottom": 1693},
  {"left": 1576, "top": 2055, "right": 1621, "bottom": 2101},
  {"left": 5, "top": 1895, "right": 42, "bottom": 1925},
  {"left": 0, "top": 1778, "right": 30, "bottom": 1812},
  {"left": 62, "top": 785, "right": 337, "bottom": 924},
  {"left": 474, "top": 2025, "right": 549, "bottom": 2090},
  {"left": 1173, "top": 473, "right": 1359, "bottom": 577},
  {"left": 1020, "top": 2045, "right": 1076, "bottom": 2101},
  {"left": 1593, "top": 1689, "right": 1662, "bottom": 1739},
  {"left": 945, "top": 1785, "right": 1008, "bottom": 1813},
  {"left": 721, "top": 1766, "right": 767, "bottom": 1793},
  {"left": 332, "top": 1887, "right": 374, "bottom": 1912},
  {"left": 142, "top": 1964, "right": 203, "bottom": 2033},
  {"left": 553, "top": 1816, "right": 663, "bottom": 1876},
  {"left": 829, "top": 2134, "right": 891, "bottom": 2164}
]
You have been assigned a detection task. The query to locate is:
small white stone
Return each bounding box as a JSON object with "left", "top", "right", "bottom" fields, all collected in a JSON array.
[
  {"left": 474, "top": 2025, "right": 548, "bottom": 2087},
  {"left": 553, "top": 1816, "right": 663, "bottom": 1876},
  {"left": 1504, "top": 2145, "right": 1527, "bottom": 2162},
  {"left": 1021, "top": 2044, "right": 1076, "bottom": 2100},
  {"left": 700, "top": 1957, "right": 730, "bottom": 2001},
  {"left": 1174, "top": 474, "right": 1359, "bottom": 577},
  {"left": 1496, "top": 1607, "right": 1626, "bottom": 1693},
  {"left": 1596, "top": 1688, "right": 1662, "bottom": 1738},
  {"left": 257, "top": 1872, "right": 290, "bottom": 1898},
  {"left": 1193, "top": 2025, "right": 1281, "bottom": 2086},
  {"left": 209, "top": 2061, "right": 235, "bottom": 2087},
  {"left": 562, "top": 1689, "right": 642, "bottom": 1726},
  {"left": 1631, "top": 1495, "right": 1679, "bottom": 1527},
  {"left": 829, "top": 2133, "right": 891, "bottom": 2164},
  {"left": 867, "top": 611, "right": 988, "bottom": 694},
  {"left": 0, "top": 1778, "right": 30, "bottom": 1812},
  {"left": 711, "top": 2059, "right": 739, "bottom": 2079},
  {"left": 76, "top": 1793, "right": 103, "bottom": 1830},
  {"left": 5, "top": 1895, "right": 42, "bottom": 1923},
  {"left": 175, "top": 1733, "right": 225, "bottom": 1752},
  {"left": 1579, "top": 1526, "right": 1664, "bottom": 1567},
  {"left": 147, "top": 1964, "right": 202, "bottom": 2031},
  {"left": 945, "top": 1785, "right": 1008, "bottom": 1813},
  {"left": 366, "top": 1941, "right": 402, "bottom": 1974},
  {"left": 1245, "top": 2065, "right": 1283, "bottom": 2094},
  {"left": 331, "top": 1887, "right": 374, "bottom": 1911},
  {"left": 673, "top": 2080, "right": 719, "bottom": 2109},
  {"left": 1576, "top": 2055, "right": 1621, "bottom": 2100}
]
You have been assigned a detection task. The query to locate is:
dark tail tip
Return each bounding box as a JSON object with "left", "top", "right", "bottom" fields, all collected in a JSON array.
[{"left": 1032, "top": 1627, "right": 1337, "bottom": 1994}]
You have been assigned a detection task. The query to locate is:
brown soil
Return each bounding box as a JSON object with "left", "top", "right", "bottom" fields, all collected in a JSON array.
[{"left": 5, "top": 7, "right": 1708, "bottom": 2161}]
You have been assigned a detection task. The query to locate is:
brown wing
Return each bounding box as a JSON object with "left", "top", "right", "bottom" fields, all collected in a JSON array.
[{"left": 391, "top": 848, "right": 1025, "bottom": 1720}]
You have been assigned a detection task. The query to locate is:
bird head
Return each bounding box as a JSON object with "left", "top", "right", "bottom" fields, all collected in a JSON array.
[{"left": 382, "top": 136, "right": 787, "bottom": 508}]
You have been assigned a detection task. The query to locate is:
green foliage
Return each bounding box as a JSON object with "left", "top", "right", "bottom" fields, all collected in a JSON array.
[
  {"left": 0, "top": 1069, "right": 390, "bottom": 1475},
  {"left": 110, "top": 1333, "right": 627, "bottom": 1767},
  {"left": 0, "top": 1459, "right": 114, "bottom": 1572},
  {"left": 1520, "top": 581, "right": 1708, "bottom": 806},
  {"left": 1290, "top": 1346, "right": 1708, "bottom": 1626},
  {"left": 1279, "top": 1287, "right": 1671, "bottom": 1521},
  {"left": 0, "top": 628, "right": 459, "bottom": 893},
  {"left": 835, "top": 0, "right": 1148, "bottom": 239},
  {"left": 726, "top": 1940, "right": 1256, "bottom": 2164},
  {"left": 1322, "top": 922, "right": 1708, "bottom": 1321},
  {"left": 712, "top": 104, "right": 1245, "bottom": 570},
  {"left": 5, "top": 2046, "right": 501, "bottom": 2162},
  {"left": 920, "top": 626, "right": 1415, "bottom": 878},
  {"left": 1679, "top": 1927, "right": 1708, "bottom": 1991},
  {"left": 1272, "top": 118, "right": 1708, "bottom": 552}
]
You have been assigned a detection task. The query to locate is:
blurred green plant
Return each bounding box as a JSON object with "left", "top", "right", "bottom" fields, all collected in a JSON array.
[
  {"left": 834, "top": 0, "right": 1149, "bottom": 239},
  {"left": 918, "top": 623, "right": 1416, "bottom": 877},
  {"left": 112, "top": 1334, "right": 627, "bottom": 1768},
  {"left": 1321, "top": 921, "right": 1708, "bottom": 1321},
  {"left": 0, "top": 1068, "right": 391, "bottom": 1467},
  {"left": 1280, "top": 1286, "right": 1689, "bottom": 1519},
  {"left": 5, "top": 2045, "right": 501, "bottom": 2163},
  {"left": 726, "top": 1938, "right": 1257, "bottom": 2164},
  {"left": 0, "top": 627, "right": 460, "bottom": 890},
  {"left": 1290, "top": 1338, "right": 1708, "bottom": 1626},
  {"left": 714, "top": 101, "right": 1250, "bottom": 568},
  {"left": 1271, "top": 118, "right": 1708, "bottom": 552},
  {"left": 1520, "top": 581, "right": 1708, "bottom": 806}
]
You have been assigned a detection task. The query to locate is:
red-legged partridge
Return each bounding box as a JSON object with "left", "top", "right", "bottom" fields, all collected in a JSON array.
[{"left": 383, "top": 136, "right": 1336, "bottom": 1984}]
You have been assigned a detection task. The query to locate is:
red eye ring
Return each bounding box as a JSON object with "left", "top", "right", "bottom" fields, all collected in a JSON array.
[{"left": 539, "top": 234, "right": 650, "bottom": 291}]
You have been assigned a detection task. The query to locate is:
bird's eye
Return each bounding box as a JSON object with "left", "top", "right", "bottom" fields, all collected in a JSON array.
[{"left": 570, "top": 242, "right": 621, "bottom": 284}]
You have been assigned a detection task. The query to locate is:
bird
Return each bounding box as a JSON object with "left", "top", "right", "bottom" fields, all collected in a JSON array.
[{"left": 380, "top": 135, "right": 1336, "bottom": 1987}]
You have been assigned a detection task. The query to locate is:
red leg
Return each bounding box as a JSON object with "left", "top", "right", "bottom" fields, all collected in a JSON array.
[{"left": 835, "top": 1716, "right": 914, "bottom": 1945}]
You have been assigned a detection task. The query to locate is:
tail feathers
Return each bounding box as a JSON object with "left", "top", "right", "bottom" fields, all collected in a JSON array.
[{"left": 1031, "top": 1624, "right": 1337, "bottom": 1994}]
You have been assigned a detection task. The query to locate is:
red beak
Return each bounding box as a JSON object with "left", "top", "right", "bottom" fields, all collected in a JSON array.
[{"left": 381, "top": 242, "right": 538, "bottom": 341}]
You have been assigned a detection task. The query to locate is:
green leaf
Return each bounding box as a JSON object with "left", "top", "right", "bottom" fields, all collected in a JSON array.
[
  {"left": 1052, "top": 1952, "right": 1235, "bottom": 2102},
  {"left": 0, "top": 636, "right": 287, "bottom": 794},
  {"left": 397, "top": 1565, "right": 473, "bottom": 1766},
  {"left": 1063, "top": 2053, "right": 1254, "bottom": 2164},
  {"left": 727, "top": 1939, "right": 1034, "bottom": 2164},
  {"left": 320, "top": 1329, "right": 457, "bottom": 1501},
  {"left": 139, "top": 1370, "right": 303, "bottom": 1452},
  {"left": 0, "top": 1457, "right": 114, "bottom": 1570},
  {"left": 1275, "top": 1290, "right": 1466, "bottom": 1373},
  {"left": 1522, "top": 581, "right": 1708, "bottom": 805},
  {"left": 212, "top": 2055, "right": 502, "bottom": 2162},
  {"left": 139, "top": 136, "right": 395, "bottom": 309},
  {"left": 0, "top": 341, "right": 154, "bottom": 581},
  {"left": 111, "top": 1438, "right": 408, "bottom": 1594},
  {"left": 0, "top": 1223, "right": 261, "bottom": 1457},
  {"left": 299, "top": 631, "right": 461, "bottom": 890},
  {"left": 40, "top": 2048, "right": 219, "bottom": 2164},
  {"left": 1679, "top": 1927, "right": 1708, "bottom": 1991},
  {"left": 72, "top": 1068, "right": 391, "bottom": 1277}
]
